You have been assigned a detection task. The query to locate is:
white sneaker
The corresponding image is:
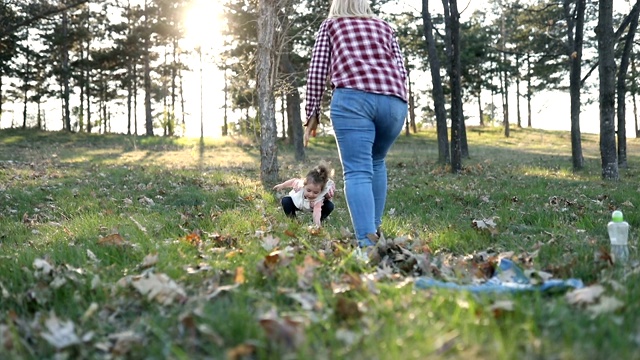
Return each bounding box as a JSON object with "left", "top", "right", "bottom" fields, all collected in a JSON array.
[{"left": 353, "top": 247, "right": 370, "bottom": 263}]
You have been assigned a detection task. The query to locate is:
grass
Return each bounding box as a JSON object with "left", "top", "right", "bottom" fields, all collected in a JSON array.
[{"left": 0, "top": 126, "right": 639, "bottom": 359}]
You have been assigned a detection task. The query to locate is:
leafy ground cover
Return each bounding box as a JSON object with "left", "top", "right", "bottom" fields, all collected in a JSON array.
[{"left": 0, "top": 127, "right": 639, "bottom": 359}]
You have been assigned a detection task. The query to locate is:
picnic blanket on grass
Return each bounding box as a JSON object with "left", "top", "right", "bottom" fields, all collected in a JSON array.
[{"left": 414, "top": 258, "right": 584, "bottom": 293}]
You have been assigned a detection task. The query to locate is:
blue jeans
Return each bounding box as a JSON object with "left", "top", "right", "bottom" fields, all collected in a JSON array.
[{"left": 330, "top": 88, "right": 408, "bottom": 246}]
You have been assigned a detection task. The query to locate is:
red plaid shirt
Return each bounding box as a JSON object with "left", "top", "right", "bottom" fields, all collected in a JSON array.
[{"left": 305, "top": 17, "right": 408, "bottom": 122}]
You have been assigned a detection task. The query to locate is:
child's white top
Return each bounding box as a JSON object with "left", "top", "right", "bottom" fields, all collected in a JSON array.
[{"left": 289, "top": 179, "right": 335, "bottom": 211}]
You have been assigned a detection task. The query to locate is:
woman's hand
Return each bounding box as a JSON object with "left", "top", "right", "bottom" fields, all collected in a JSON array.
[
  {"left": 325, "top": 182, "right": 335, "bottom": 200},
  {"left": 304, "top": 115, "right": 319, "bottom": 147}
]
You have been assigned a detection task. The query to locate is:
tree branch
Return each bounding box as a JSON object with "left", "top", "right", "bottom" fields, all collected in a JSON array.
[
  {"left": 581, "top": 1, "right": 640, "bottom": 85},
  {"left": 2, "top": 0, "right": 94, "bottom": 39}
]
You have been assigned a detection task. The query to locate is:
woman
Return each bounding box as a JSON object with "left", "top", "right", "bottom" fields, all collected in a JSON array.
[{"left": 304, "top": 0, "right": 408, "bottom": 253}]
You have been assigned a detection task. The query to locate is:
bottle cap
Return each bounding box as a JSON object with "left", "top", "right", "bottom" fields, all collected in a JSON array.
[{"left": 611, "top": 210, "right": 624, "bottom": 222}]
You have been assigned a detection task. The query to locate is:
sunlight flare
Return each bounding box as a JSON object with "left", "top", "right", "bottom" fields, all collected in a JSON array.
[{"left": 183, "top": 0, "right": 225, "bottom": 50}]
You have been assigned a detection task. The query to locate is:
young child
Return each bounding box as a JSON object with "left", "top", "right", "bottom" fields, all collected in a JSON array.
[{"left": 273, "top": 164, "right": 335, "bottom": 227}]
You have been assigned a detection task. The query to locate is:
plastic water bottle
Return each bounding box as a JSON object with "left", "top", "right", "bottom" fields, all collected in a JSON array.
[{"left": 607, "top": 210, "right": 630, "bottom": 264}]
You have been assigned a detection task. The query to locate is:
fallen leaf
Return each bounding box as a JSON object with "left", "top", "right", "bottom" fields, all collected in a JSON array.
[
  {"left": 183, "top": 230, "right": 201, "bottom": 246},
  {"left": 33, "top": 258, "right": 54, "bottom": 276},
  {"left": 234, "top": 267, "right": 245, "bottom": 284},
  {"left": 566, "top": 284, "right": 605, "bottom": 305},
  {"left": 621, "top": 200, "right": 634, "bottom": 208},
  {"left": 109, "top": 330, "right": 143, "bottom": 355},
  {"left": 81, "top": 302, "right": 99, "bottom": 322},
  {"left": 296, "top": 255, "right": 320, "bottom": 289},
  {"left": 98, "top": 233, "right": 127, "bottom": 246},
  {"left": 131, "top": 273, "right": 187, "bottom": 305},
  {"left": 226, "top": 343, "right": 257, "bottom": 360},
  {"left": 261, "top": 235, "right": 280, "bottom": 251},
  {"left": 140, "top": 253, "right": 158, "bottom": 269},
  {"left": 489, "top": 300, "right": 515, "bottom": 318},
  {"left": 40, "top": 312, "right": 81, "bottom": 350},
  {"left": 286, "top": 292, "right": 320, "bottom": 311},
  {"left": 587, "top": 296, "right": 624, "bottom": 316},
  {"left": 259, "top": 311, "right": 305, "bottom": 351},
  {"left": 334, "top": 296, "right": 361, "bottom": 323}
]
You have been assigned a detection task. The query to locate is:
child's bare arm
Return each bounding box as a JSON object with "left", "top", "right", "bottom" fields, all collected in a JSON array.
[
  {"left": 312, "top": 200, "right": 323, "bottom": 227},
  {"left": 273, "top": 178, "right": 298, "bottom": 191}
]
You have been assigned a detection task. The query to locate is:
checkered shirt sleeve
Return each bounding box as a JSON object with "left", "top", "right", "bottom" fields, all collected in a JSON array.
[{"left": 304, "top": 17, "right": 408, "bottom": 122}]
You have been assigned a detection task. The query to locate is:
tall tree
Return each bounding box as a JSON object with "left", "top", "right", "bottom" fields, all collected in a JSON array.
[
  {"left": 444, "top": 0, "right": 462, "bottom": 172},
  {"left": 143, "top": 0, "right": 153, "bottom": 135},
  {"left": 597, "top": 0, "right": 618, "bottom": 180},
  {"left": 615, "top": 0, "right": 640, "bottom": 168},
  {"left": 257, "top": 0, "right": 279, "bottom": 185},
  {"left": 422, "top": 0, "right": 449, "bottom": 164},
  {"left": 564, "top": 0, "right": 586, "bottom": 171}
]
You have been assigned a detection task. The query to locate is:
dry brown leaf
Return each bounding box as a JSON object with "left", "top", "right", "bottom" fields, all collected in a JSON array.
[
  {"left": 131, "top": 273, "right": 187, "bottom": 305},
  {"left": 226, "top": 343, "right": 257, "bottom": 360},
  {"left": 296, "top": 255, "right": 321, "bottom": 289},
  {"left": 334, "top": 296, "right": 361, "bottom": 323},
  {"left": 140, "top": 253, "right": 158, "bottom": 269},
  {"left": 108, "top": 330, "right": 143, "bottom": 356},
  {"left": 307, "top": 226, "right": 322, "bottom": 236},
  {"left": 98, "top": 233, "right": 127, "bottom": 246},
  {"left": 259, "top": 312, "right": 305, "bottom": 351},
  {"left": 234, "top": 267, "right": 245, "bottom": 284},
  {"left": 183, "top": 231, "right": 202, "bottom": 246},
  {"left": 258, "top": 250, "right": 293, "bottom": 277}
]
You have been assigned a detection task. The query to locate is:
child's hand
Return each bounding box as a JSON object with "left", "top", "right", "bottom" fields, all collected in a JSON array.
[
  {"left": 273, "top": 183, "right": 283, "bottom": 191},
  {"left": 325, "top": 183, "right": 335, "bottom": 199}
]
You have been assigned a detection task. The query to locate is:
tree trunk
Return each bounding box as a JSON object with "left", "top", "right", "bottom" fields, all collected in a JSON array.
[
  {"left": 257, "top": 0, "right": 279, "bottom": 185},
  {"left": 62, "top": 9, "right": 71, "bottom": 132},
  {"left": 408, "top": 71, "right": 416, "bottom": 134},
  {"left": 144, "top": 1, "right": 153, "bottom": 136},
  {"left": 127, "top": 62, "right": 133, "bottom": 135},
  {"left": 565, "top": 0, "right": 585, "bottom": 171},
  {"left": 171, "top": 37, "right": 178, "bottom": 136},
  {"left": 633, "top": 57, "right": 639, "bottom": 138},
  {"left": 516, "top": 55, "right": 521, "bottom": 128},
  {"left": 222, "top": 67, "right": 228, "bottom": 136},
  {"left": 22, "top": 77, "right": 27, "bottom": 129},
  {"left": 85, "top": 37, "right": 92, "bottom": 133},
  {"left": 500, "top": 9, "right": 509, "bottom": 138},
  {"left": 526, "top": 54, "right": 532, "bottom": 127},
  {"left": 477, "top": 91, "right": 483, "bottom": 126},
  {"left": 597, "top": 0, "right": 619, "bottom": 180},
  {"left": 279, "top": 50, "right": 305, "bottom": 161},
  {"left": 0, "top": 74, "right": 3, "bottom": 118},
  {"left": 422, "top": 0, "right": 449, "bottom": 164},
  {"left": 615, "top": 0, "right": 639, "bottom": 168},
  {"left": 134, "top": 63, "right": 138, "bottom": 136},
  {"left": 446, "top": 0, "right": 462, "bottom": 172},
  {"left": 126, "top": 0, "right": 132, "bottom": 135}
]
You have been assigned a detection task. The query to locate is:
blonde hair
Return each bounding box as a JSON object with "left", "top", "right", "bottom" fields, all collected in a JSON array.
[{"left": 328, "top": 0, "right": 375, "bottom": 18}]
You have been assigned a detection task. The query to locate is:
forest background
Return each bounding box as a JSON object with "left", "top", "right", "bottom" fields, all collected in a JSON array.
[{"left": 1, "top": 0, "right": 639, "bottom": 180}]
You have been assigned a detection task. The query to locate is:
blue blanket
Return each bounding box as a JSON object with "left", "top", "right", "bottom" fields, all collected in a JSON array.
[{"left": 414, "top": 258, "right": 584, "bottom": 293}]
